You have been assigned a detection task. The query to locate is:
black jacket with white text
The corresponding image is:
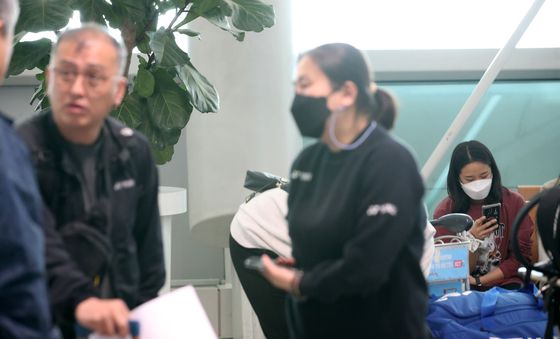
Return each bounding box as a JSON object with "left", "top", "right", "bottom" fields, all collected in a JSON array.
[{"left": 17, "top": 111, "right": 165, "bottom": 337}]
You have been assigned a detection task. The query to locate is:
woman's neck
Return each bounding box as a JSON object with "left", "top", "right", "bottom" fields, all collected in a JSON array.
[{"left": 322, "top": 109, "right": 370, "bottom": 151}]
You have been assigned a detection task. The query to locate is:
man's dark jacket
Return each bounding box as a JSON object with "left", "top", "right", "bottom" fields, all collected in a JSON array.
[
  {"left": 0, "top": 112, "right": 51, "bottom": 338},
  {"left": 17, "top": 110, "right": 165, "bottom": 336}
]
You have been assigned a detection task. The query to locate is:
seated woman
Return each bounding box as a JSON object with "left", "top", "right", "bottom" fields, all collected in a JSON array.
[{"left": 434, "top": 140, "right": 533, "bottom": 290}]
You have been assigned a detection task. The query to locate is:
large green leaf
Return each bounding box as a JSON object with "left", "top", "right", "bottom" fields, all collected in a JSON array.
[
  {"left": 161, "top": 0, "right": 183, "bottom": 11},
  {"left": 112, "top": 0, "right": 147, "bottom": 22},
  {"left": 192, "top": 0, "right": 225, "bottom": 16},
  {"left": 137, "top": 120, "right": 179, "bottom": 164},
  {"left": 204, "top": 1, "right": 245, "bottom": 41},
  {"left": 111, "top": 92, "right": 146, "bottom": 129},
  {"left": 133, "top": 68, "right": 155, "bottom": 98},
  {"left": 229, "top": 0, "right": 274, "bottom": 32},
  {"left": 199, "top": 5, "right": 231, "bottom": 30},
  {"left": 137, "top": 55, "right": 148, "bottom": 68},
  {"left": 184, "top": 0, "right": 245, "bottom": 41},
  {"left": 178, "top": 0, "right": 222, "bottom": 27},
  {"left": 175, "top": 28, "right": 201, "bottom": 38},
  {"left": 147, "top": 69, "right": 192, "bottom": 130},
  {"left": 151, "top": 144, "right": 175, "bottom": 165},
  {"left": 178, "top": 0, "right": 236, "bottom": 39},
  {"left": 16, "top": 0, "right": 73, "bottom": 34},
  {"left": 137, "top": 34, "right": 151, "bottom": 54},
  {"left": 159, "top": 126, "right": 182, "bottom": 145},
  {"left": 176, "top": 62, "right": 219, "bottom": 113},
  {"left": 30, "top": 71, "right": 50, "bottom": 111},
  {"left": 148, "top": 28, "right": 191, "bottom": 68},
  {"left": 72, "top": 0, "right": 111, "bottom": 24},
  {"left": 142, "top": 5, "right": 159, "bottom": 33},
  {"left": 105, "top": 0, "right": 147, "bottom": 29},
  {"left": 139, "top": 119, "right": 181, "bottom": 147},
  {"left": 8, "top": 39, "right": 52, "bottom": 76},
  {"left": 171, "top": 0, "right": 187, "bottom": 7}
]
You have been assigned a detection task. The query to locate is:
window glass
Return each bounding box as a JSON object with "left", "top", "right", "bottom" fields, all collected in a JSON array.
[
  {"left": 382, "top": 80, "right": 560, "bottom": 213},
  {"left": 292, "top": 0, "right": 559, "bottom": 52}
]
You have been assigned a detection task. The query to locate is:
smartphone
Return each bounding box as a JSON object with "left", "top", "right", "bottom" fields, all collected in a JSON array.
[
  {"left": 482, "top": 202, "right": 501, "bottom": 225},
  {"left": 244, "top": 256, "right": 264, "bottom": 272}
]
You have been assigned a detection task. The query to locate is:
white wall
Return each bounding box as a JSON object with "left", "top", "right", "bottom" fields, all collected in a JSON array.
[
  {"left": 0, "top": 85, "right": 36, "bottom": 122},
  {"left": 185, "top": 0, "right": 299, "bottom": 251}
]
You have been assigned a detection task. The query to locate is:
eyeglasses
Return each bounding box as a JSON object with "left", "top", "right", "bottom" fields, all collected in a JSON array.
[{"left": 51, "top": 67, "right": 115, "bottom": 90}]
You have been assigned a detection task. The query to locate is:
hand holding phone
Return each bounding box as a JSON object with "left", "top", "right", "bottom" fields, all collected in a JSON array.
[
  {"left": 470, "top": 215, "right": 498, "bottom": 240},
  {"left": 482, "top": 202, "right": 501, "bottom": 225},
  {"left": 275, "top": 256, "right": 295, "bottom": 267},
  {"left": 244, "top": 256, "right": 264, "bottom": 272}
]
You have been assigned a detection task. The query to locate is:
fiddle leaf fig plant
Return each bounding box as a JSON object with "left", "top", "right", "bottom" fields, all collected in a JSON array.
[{"left": 8, "top": 0, "right": 275, "bottom": 164}]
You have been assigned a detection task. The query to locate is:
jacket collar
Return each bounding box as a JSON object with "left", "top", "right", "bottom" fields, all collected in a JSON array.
[{"left": 43, "top": 111, "right": 130, "bottom": 175}]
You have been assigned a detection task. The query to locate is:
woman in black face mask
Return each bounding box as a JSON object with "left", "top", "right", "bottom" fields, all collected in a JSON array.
[
  {"left": 289, "top": 43, "right": 377, "bottom": 149},
  {"left": 258, "top": 43, "right": 429, "bottom": 339}
]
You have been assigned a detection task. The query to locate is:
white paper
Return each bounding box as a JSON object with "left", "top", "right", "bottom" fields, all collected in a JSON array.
[
  {"left": 129, "top": 285, "right": 217, "bottom": 339},
  {"left": 88, "top": 335, "right": 132, "bottom": 339},
  {"left": 86, "top": 285, "right": 216, "bottom": 339}
]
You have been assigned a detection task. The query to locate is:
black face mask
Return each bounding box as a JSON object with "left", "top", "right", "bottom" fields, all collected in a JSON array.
[{"left": 290, "top": 94, "right": 331, "bottom": 138}]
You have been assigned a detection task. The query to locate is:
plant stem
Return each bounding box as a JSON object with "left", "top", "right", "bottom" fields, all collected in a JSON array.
[
  {"left": 147, "top": 52, "right": 156, "bottom": 68},
  {"left": 121, "top": 19, "right": 137, "bottom": 77},
  {"left": 168, "top": 1, "right": 190, "bottom": 30},
  {"left": 140, "top": 7, "right": 159, "bottom": 40}
]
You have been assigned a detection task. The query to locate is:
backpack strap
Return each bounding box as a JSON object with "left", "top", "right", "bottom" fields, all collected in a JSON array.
[
  {"left": 17, "top": 111, "right": 65, "bottom": 210},
  {"left": 537, "top": 186, "right": 560, "bottom": 268}
]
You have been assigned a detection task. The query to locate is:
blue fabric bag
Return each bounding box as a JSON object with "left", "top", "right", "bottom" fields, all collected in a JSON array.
[{"left": 427, "top": 286, "right": 550, "bottom": 339}]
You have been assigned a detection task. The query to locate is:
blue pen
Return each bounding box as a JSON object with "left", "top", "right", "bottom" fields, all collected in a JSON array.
[{"left": 74, "top": 320, "right": 140, "bottom": 337}]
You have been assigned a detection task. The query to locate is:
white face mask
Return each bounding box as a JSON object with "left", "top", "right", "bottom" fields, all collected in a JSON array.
[{"left": 461, "top": 178, "right": 492, "bottom": 200}]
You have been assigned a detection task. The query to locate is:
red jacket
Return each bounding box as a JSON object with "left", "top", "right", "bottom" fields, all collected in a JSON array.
[{"left": 434, "top": 187, "right": 533, "bottom": 287}]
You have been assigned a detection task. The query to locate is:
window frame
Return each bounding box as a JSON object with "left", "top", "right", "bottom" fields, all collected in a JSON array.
[{"left": 366, "top": 48, "right": 560, "bottom": 82}]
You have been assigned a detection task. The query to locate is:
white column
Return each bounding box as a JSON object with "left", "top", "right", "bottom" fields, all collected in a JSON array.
[
  {"left": 186, "top": 0, "right": 298, "bottom": 247},
  {"left": 187, "top": 1, "right": 296, "bottom": 338},
  {"left": 158, "top": 186, "right": 187, "bottom": 294}
]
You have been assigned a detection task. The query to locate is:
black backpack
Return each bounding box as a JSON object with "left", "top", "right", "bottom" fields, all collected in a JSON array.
[
  {"left": 511, "top": 183, "right": 560, "bottom": 339},
  {"left": 243, "top": 170, "right": 289, "bottom": 202}
]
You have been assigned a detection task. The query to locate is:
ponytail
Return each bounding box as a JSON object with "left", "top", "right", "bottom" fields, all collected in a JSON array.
[{"left": 370, "top": 88, "right": 397, "bottom": 130}]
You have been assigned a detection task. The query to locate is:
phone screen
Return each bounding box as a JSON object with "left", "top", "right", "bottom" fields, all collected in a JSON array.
[
  {"left": 482, "top": 202, "right": 501, "bottom": 225},
  {"left": 244, "top": 256, "right": 264, "bottom": 272}
]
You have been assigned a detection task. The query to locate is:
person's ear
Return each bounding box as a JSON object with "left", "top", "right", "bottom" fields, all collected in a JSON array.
[
  {"left": 44, "top": 67, "right": 52, "bottom": 96},
  {"left": 0, "top": 21, "right": 6, "bottom": 47},
  {"left": 338, "top": 80, "right": 358, "bottom": 107},
  {"left": 113, "top": 76, "right": 127, "bottom": 106},
  {"left": 0, "top": 21, "right": 5, "bottom": 35}
]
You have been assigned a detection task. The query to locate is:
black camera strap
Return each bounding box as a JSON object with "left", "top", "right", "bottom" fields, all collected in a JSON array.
[
  {"left": 537, "top": 187, "right": 560, "bottom": 268},
  {"left": 529, "top": 187, "right": 560, "bottom": 339}
]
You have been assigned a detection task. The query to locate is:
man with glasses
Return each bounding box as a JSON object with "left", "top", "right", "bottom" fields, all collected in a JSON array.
[
  {"left": 0, "top": 0, "right": 51, "bottom": 337},
  {"left": 17, "top": 23, "right": 165, "bottom": 339}
]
